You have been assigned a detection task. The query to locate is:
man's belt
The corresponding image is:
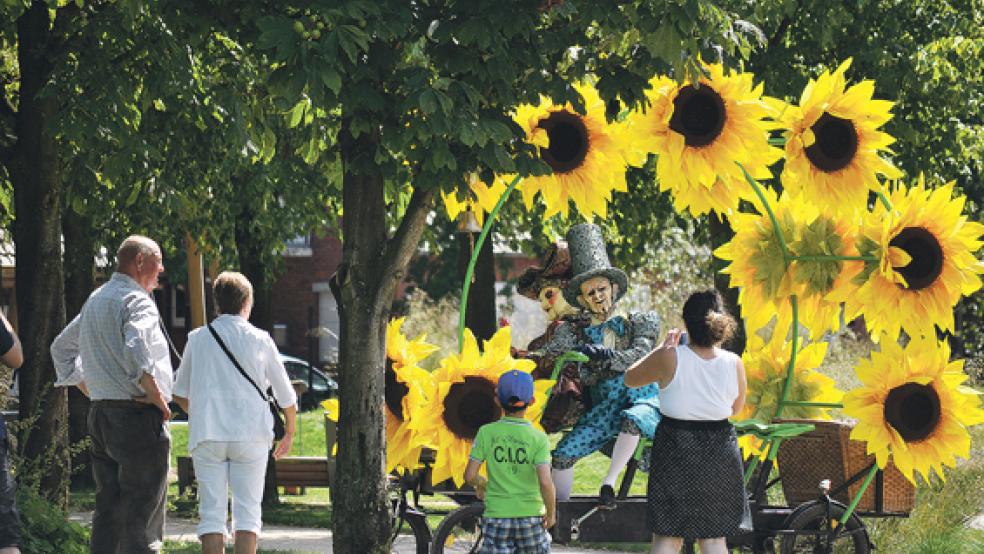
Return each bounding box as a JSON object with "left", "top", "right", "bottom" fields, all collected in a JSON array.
[{"left": 90, "top": 399, "right": 156, "bottom": 409}]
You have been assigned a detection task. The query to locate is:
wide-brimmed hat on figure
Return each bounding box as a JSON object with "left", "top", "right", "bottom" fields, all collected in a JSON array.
[
  {"left": 563, "top": 223, "right": 629, "bottom": 306},
  {"left": 516, "top": 242, "right": 573, "bottom": 300}
]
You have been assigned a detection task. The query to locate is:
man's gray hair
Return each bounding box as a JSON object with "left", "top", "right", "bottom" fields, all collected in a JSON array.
[{"left": 116, "top": 235, "right": 159, "bottom": 271}]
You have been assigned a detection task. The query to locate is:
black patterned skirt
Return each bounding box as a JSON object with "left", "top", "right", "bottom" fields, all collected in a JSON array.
[{"left": 646, "top": 416, "right": 751, "bottom": 539}]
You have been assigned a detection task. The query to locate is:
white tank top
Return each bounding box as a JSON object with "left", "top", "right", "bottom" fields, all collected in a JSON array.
[{"left": 659, "top": 345, "right": 740, "bottom": 421}]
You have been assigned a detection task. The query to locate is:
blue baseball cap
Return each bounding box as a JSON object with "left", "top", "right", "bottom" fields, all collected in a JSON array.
[{"left": 497, "top": 370, "right": 535, "bottom": 409}]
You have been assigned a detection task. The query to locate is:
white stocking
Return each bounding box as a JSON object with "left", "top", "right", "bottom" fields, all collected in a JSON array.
[
  {"left": 552, "top": 467, "right": 574, "bottom": 501},
  {"left": 603, "top": 432, "right": 640, "bottom": 487},
  {"left": 697, "top": 538, "right": 728, "bottom": 554},
  {"left": 650, "top": 535, "right": 683, "bottom": 554}
]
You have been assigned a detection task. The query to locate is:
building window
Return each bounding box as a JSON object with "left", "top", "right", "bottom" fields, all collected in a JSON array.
[
  {"left": 312, "top": 282, "right": 340, "bottom": 363},
  {"left": 285, "top": 234, "right": 313, "bottom": 257},
  {"left": 171, "top": 284, "right": 187, "bottom": 328},
  {"left": 273, "top": 323, "right": 288, "bottom": 348}
]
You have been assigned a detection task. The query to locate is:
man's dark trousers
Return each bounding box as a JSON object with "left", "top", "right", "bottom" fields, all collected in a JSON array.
[{"left": 88, "top": 401, "right": 170, "bottom": 553}]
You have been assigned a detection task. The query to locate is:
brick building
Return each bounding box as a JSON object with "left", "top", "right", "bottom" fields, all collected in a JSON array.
[
  {"left": 268, "top": 232, "right": 344, "bottom": 365},
  {"left": 265, "top": 231, "right": 544, "bottom": 367}
]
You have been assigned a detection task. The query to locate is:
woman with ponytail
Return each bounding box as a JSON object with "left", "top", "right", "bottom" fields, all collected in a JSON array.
[{"left": 625, "top": 289, "right": 748, "bottom": 554}]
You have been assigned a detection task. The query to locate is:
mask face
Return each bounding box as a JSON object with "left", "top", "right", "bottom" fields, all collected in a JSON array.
[
  {"left": 538, "top": 286, "right": 573, "bottom": 321},
  {"left": 578, "top": 276, "right": 615, "bottom": 319}
]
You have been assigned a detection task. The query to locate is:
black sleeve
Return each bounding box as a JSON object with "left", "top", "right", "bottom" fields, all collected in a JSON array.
[{"left": 0, "top": 321, "right": 13, "bottom": 357}]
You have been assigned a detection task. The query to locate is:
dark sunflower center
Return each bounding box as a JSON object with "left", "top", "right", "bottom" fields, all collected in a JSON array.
[
  {"left": 384, "top": 360, "right": 408, "bottom": 422},
  {"left": 883, "top": 382, "right": 941, "bottom": 443},
  {"left": 539, "top": 111, "right": 590, "bottom": 173},
  {"left": 442, "top": 376, "right": 501, "bottom": 440},
  {"left": 889, "top": 227, "right": 944, "bottom": 291},
  {"left": 669, "top": 85, "right": 726, "bottom": 147},
  {"left": 804, "top": 112, "right": 858, "bottom": 172}
]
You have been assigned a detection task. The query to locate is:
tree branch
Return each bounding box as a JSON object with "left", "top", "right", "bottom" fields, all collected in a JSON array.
[
  {"left": 382, "top": 185, "right": 435, "bottom": 282},
  {"left": 767, "top": 0, "right": 799, "bottom": 49},
  {"left": 768, "top": 16, "right": 793, "bottom": 48}
]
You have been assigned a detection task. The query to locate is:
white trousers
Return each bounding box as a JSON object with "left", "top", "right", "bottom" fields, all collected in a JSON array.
[{"left": 191, "top": 441, "right": 269, "bottom": 537}]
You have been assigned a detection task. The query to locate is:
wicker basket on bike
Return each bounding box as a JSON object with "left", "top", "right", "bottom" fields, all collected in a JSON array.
[{"left": 775, "top": 418, "right": 915, "bottom": 513}]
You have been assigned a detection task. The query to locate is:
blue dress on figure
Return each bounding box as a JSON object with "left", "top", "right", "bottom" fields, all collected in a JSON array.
[{"left": 545, "top": 312, "right": 662, "bottom": 468}]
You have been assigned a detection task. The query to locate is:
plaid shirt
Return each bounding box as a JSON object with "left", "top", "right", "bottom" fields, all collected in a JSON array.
[{"left": 51, "top": 273, "right": 173, "bottom": 401}]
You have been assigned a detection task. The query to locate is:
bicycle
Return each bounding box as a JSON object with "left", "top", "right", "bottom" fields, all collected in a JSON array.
[{"left": 388, "top": 470, "right": 432, "bottom": 553}]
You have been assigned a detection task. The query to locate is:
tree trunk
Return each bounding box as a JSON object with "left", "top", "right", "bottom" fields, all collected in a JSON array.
[
  {"left": 330, "top": 118, "right": 434, "bottom": 553},
  {"left": 458, "top": 227, "right": 497, "bottom": 343},
  {"left": 62, "top": 206, "right": 96, "bottom": 489},
  {"left": 709, "top": 213, "right": 746, "bottom": 354},
  {"left": 234, "top": 204, "right": 279, "bottom": 506},
  {"left": 8, "top": 2, "right": 69, "bottom": 504},
  {"left": 235, "top": 208, "right": 274, "bottom": 333}
]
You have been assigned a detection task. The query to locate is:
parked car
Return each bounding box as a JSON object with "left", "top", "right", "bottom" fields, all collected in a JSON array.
[
  {"left": 169, "top": 353, "right": 337, "bottom": 419},
  {"left": 280, "top": 354, "right": 339, "bottom": 410}
]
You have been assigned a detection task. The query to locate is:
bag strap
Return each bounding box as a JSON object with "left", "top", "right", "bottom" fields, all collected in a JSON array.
[
  {"left": 207, "top": 322, "right": 279, "bottom": 408},
  {"left": 159, "top": 317, "right": 183, "bottom": 363}
]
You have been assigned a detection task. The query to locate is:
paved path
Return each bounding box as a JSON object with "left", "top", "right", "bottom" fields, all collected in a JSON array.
[{"left": 70, "top": 512, "right": 619, "bottom": 553}]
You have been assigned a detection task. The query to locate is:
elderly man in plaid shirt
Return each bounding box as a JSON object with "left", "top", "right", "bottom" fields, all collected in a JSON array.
[{"left": 52, "top": 235, "right": 172, "bottom": 554}]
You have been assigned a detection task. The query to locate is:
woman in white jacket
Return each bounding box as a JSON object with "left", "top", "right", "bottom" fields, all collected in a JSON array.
[{"left": 173, "top": 271, "right": 297, "bottom": 554}]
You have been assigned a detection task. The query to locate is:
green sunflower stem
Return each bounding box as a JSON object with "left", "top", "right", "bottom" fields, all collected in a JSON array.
[
  {"left": 776, "top": 295, "right": 800, "bottom": 418},
  {"left": 782, "top": 400, "right": 844, "bottom": 409},
  {"left": 743, "top": 454, "right": 761, "bottom": 485},
  {"left": 840, "top": 464, "right": 879, "bottom": 528},
  {"left": 876, "top": 189, "right": 893, "bottom": 212},
  {"left": 739, "top": 164, "right": 792, "bottom": 261},
  {"left": 458, "top": 174, "right": 523, "bottom": 352},
  {"left": 790, "top": 254, "right": 878, "bottom": 263}
]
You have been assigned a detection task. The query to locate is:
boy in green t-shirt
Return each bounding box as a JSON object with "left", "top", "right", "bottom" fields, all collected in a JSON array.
[{"left": 464, "top": 370, "right": 556, "bottom": 553}]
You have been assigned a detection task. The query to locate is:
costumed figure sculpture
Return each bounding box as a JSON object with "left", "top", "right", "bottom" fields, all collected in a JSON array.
[
  {"left": 513, "top": 242, "right": 585, "bottom": 433},
  {"left": 541, "top": 223, "right": 661, "bottom": 509}
]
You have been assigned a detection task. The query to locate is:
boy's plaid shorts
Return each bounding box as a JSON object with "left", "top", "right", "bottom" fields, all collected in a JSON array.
[{"left": 480, "top": 517, "right": 550, "bottom": 553}]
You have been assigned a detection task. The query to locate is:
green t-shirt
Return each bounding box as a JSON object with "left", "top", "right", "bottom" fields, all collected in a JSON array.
[{"left": 468, "top": 416, "right": 551, "bottom": 518}]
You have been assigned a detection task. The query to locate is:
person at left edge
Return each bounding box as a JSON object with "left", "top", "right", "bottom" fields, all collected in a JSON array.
[
  {"left": 0, "top": 308, "right": 24, "bottom": 554},
  {"left": 51, "top": 235, "right": 172, "bottom": 554}
]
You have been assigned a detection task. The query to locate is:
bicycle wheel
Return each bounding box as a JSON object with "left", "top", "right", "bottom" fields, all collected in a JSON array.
[
  {"left": 405, "top": 511, "right": 432, "bottom": 554},
  {"left": 779, "top": 501, "right": 870, "bottom": 554},
  {"left": 430, "top": 503, "right": 485, "bottom": 554}
]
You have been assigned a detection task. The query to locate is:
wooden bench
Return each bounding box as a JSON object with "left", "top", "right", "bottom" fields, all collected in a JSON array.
[
  {"left": 177, "top": 455, "right": 335, "bottom": 496},
  {"left": 176, "top": 415, "right": 338, "bottom": 496}
]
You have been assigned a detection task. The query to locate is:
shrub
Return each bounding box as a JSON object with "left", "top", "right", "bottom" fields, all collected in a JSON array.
[
  {"left": 4, "top": 395, "right": 91, "bottom": 553},
  {"left": 16, "top": 484, "right": 89, "bottom": 553}
]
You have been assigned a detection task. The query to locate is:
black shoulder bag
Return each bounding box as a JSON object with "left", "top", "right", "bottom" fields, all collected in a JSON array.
[{"left": 207, "top": 323, "right": 286, "bottom": 440}]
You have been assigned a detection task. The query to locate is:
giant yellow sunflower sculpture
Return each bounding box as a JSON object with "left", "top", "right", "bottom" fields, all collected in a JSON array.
[
  {"left": 627, "top": 66, "right": 782, "bottom": 217},
  {"left": 662, "top": 174, "right": 745, "bottom": 218},
  {"left": 776, "top": 58, "right": 903, "bottom": 211},
  {"left": 788, "top": 210, "right": 865, "bottom": 337},
  {"left": 513, "top": 82, "right": 637, "bottom": 219},
  {"left": 321, "top": 318, "right": 439, "bottom": 472},
  {"left": 736, "top": 333, "right": 843, "bottom": 459},
  {"left": 714, "top": 189, "right": 803, "bottom": 335},
  {"left": 384, "top": 317, "right": 439, "bottom": 472},
  {"left": 844, "top": 338, "right": 984, "bottom": 483},
  {"left": 843, "top": 178, "right": 984, "bottom": 340},
  {"left": 717, "top": 189, "right": 866, "bottom": 338},
  {"left": 415, "top": 326, "right": 544, "bottom": 486}
]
